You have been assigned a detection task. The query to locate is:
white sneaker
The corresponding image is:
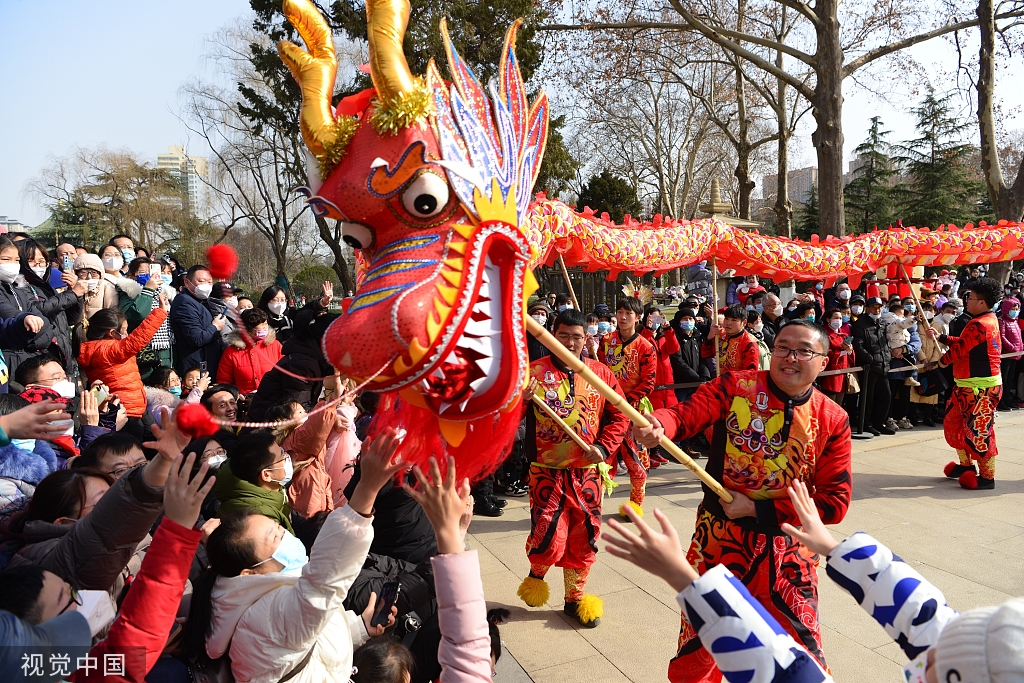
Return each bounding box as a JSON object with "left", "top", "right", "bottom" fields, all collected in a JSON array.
[{"left": 897, "top": 417, "right": 914, "bottom": 430}]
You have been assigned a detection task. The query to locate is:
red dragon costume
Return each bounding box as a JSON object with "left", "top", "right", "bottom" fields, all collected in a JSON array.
[{"left": 650, "top": 370, "right": 852, "bottom": 683}]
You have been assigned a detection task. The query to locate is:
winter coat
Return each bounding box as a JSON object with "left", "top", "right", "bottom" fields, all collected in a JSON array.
[
  {"left": 0, "top": 440, "right": 58, "bottom": 523},
  {"left": 820, "top": 325, "right": 851, "bottom": 393},
  {"left": 284, "top": 400, "right": 336, "bottom": 518},
  {"left": 0, "top": 611, "right": 90, "bottom": 680},
  {"left": 214, "top": 460, "right": 294, "bottom": 533},
  {"left": 205, "top": 297, "right": 237, "bottom": 339},
  {"left": 0, "top": 281, "right": 59, "bottom": 384},
  {"left": 246, "top": 334, "right": 332, "bottom": 421},
  {"left": 343, "top": 466, "right": 437, "bottom": 564},
  {"left": 72, "top": 517, "right": 202, "bottom": 683},
  {"left": 1, "top": 465, "right": 163, "bottom": 601},
  {"left": 117, "top": 278, "right": 174, "bottom": 375},
  {"left": 684, "top": 264, "right": 713, "bottom": 300},
  {"left": 216, "top": 329, "right": 283, "bottom": 395},
  {"left": 641, "top": 327, "right": 681, "bottom": 409},
  {"left": 169, "top": 289, "right": 224, "bottom": 377},
  {"left": 851, "top": 314, "right": 891, "bottom": 374},
  {"left": 889, "top": 324, "right": 922, "bottom": 380},
  {"left": 21, "top": 270, "right": 83, "bottom": 377},
  {"left": 672, "top": 326, "right": 710, "bottom": 384},
  {"left": 433, "top": 551, "right": 494, "bottom": 683},
  {"left": 78, "top": 308, "right": 167, "bottom": 418},
  {"left": 0, "top": 313, "right": 45, "bottom": 394},
  {"left": 998, "top": 299, "right": 1024, "bottom": 357},
  {"left": 324, "top": 404, "right": 360, "bottom": 508},
  {"left": 206, "top": 505, "right": 373, "bottom": 683}
]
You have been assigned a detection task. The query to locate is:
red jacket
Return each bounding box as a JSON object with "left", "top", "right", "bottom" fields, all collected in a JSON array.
[
  {"left": 74, "top": 517, "right": 202, "bottom": 682},
  {"left": 78, "top": 309, "right": 167, "bottom": 417},
  {"left": 598, "top": 330, "right": 657, "bottom": 406},
  {"left": 939, "top": 311, "right": 1001, "bottom": 380},
  {"left": 702, "top": 329, "right": 759, "bottom": 372},
  {"left": 641, "top": 328, "right": 680, "bottom": 409},
  {"left": 820, "top": 326, "right": 851, "bottom": 393},
  {"left": 652, "top": 370, "right": 852, "bottom": 532},
  {"left": 216, "top": 329, "right": 283, "bottom": 394}
]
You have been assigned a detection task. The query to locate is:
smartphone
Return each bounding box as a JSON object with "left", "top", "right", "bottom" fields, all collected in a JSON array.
[
  {"left": 61, "top": 254, "right": 74, "bottom": 273},
  {"left": 371, "top": 581, "right": 401, "bottom": 628},
  {"left": 91, "top": 385, "right": 109, "bottom": 406},
  {"left": 844, "top": 336, "right": 853, "bottom": 345},
  {"left": 199, "top": 361, "right": 207, "bottom": 374},
  {"left": 149, "top": 263, "right": 161, "bottom": 278}
]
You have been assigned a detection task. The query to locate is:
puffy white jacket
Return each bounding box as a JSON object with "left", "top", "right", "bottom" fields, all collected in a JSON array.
[{"left": 206, "top": 505, "right": 373, "bottom": 683}]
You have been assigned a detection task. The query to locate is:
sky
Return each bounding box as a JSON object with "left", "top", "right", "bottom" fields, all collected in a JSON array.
[{"left": 2, "top": 1, "right": 1022, "bottom": 227}]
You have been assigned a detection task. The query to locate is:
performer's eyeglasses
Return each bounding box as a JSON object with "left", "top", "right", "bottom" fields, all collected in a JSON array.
[
  {"left": 771, "top": 344, "right": 827, "bottom": 361},
  {"left": 556, "top": 333, "right": 586, "bottom": 344}
]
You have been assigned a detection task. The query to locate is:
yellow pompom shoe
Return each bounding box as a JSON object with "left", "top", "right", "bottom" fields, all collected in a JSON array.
[
  {"left": 517, "top": 576, "right": 549, "bottom": 607},
  {"left": 564, "top": 594, "right": 603, "bottom": 628},
  {"left": 619, "top": 500, "right": 643, "bottom": 521}
]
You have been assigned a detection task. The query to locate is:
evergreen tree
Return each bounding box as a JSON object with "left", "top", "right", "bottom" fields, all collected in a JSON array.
[
  {"left": 893, "top": 87, "right": 987, "bottom": 228},
  {"left": 577, "top": 171, "right": 642, "bottom": 224},
  {"left": 794, "top": 184, "right": 820, "bottom": 240},
  {"left": 844, "top": 116, "right": 897, "bottom": 233}
]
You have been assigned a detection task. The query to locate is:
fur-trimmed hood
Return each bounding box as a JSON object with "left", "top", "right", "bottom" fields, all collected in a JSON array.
[
  {"left": 225, "top": 327, "right": 277, "bottom": 349},
  {"left": 0, "top": 440, "right": 58, "bottom": 485}
]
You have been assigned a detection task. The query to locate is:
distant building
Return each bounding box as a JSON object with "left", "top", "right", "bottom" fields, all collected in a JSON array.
[
  {"left": 761, "top": 166, "right": 818, "bottom": 206},
  {"left": 0, "top": 216, "right": 27, "bottom": 234},
  {"left": 157, "top": 146, "right": 210, "bottom": 219}
]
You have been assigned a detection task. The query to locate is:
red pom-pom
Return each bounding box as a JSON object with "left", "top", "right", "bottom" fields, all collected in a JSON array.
[
  {"left": 943, "top": 461, "right": 957, "bottom": 478},
  {"left": 176, "top": 404, "right": 221, "bottom": 438},
  {"left": 958, "top": 470, "right": 979, "bottom": 490},
  {"left": 206, "top": 244, "right": 239, "bottom": 281}
]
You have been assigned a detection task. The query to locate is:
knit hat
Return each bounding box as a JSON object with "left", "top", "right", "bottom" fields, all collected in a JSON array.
[
  {"left": 73, "top": 253, "right": 104, "bottom": 274},
  {"left": 934, "top": 598, "right": 1024, "bottom": 683},
  {"left": 678, "top": 308, "right": 697, "bottom": 319}
]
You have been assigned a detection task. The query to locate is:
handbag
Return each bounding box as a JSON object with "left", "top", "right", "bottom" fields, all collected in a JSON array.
[
  {"left": 843, "top": 370, "right": 860, "bottom": 394},
  {"left": 136, "top": 344, "right": 161, "bottom": 371}
]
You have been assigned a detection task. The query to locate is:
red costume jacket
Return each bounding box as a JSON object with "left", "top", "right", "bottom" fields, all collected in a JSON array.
[
  {"left": 641, "top": 328, "right": 681, "bottom": 409},
  {"left": 652, "top": 370, "right": 853, "bottom": 533},
  {"left": 527, "top": 356, "right": 631, "bottom": 469},
  {"left": 701, "top": 329, "right": 759, "bottom": 373},
  {"left": 599, "top": 329, "right": 657, "bottom": 406},
  {"left": 939, "top": 311, "right": 1001, "bottom": 379},
  {"left": 820, "top": 325, "right": 851, "bottom": 393}
]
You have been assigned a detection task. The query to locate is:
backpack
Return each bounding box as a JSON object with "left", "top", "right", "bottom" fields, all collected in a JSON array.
[{"left": 754, "top": 335, "right": 772, "bottom": 370}]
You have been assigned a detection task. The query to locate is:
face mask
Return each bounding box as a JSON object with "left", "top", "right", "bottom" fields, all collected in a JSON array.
[
  {"left": 770, "top": 305, "right": 783, "bottom": 317},
  {"left": 30, "top": 266, "right": 46, "bottom": 279},
  {"left": 266, "top": 530, "right": 308, "bottom": 576},
  {"left": 206, "top": 453, "right": 227, "bottom": 469},
  {"left": 227, "top": 296, "right": 238, "bottom": 309},
  {"left": 751, "top": 321, "right": 764, "bottom": 333},
  {"left": 754, "top": 304, "right": 764, "bottom": 314},
  {"left": 924, "top": 311, "right": 934, "bottom": 320},
  {"left": 85, "top": 279, "right": 99, "bottom": 292},
  {"left": 255, "top": 328, "right": 269, "bottom": 340},
  {"left": 160, "top": 273, "right": 172, "bottom": 285},
  {"left": 120, "top": 248, "right": 135, "bottom": 264},
  {"left": 868, "top": 312, "right": 880, "bottom": 321},
  {"left": 51, "top": 379, "right": 76, "bottom": 399},
  {"left": 956, "top": 308, "right": 964, "bottom": 316},
  {"left": 805, "top": 314, "right": 816, "bottom": 323},
  {"left": 1011, "top": 310, "right": 1020, "bottom": 319},
  {"left": 557, "top": 304, "right": 569, "bottom": 312},
  {"left": 829, "top": 319, "right": 842, "bottom": 330},
  {"left": 192, "top": 283, "right": 212, "bottom": 300},
  {"left": 11, "top": 438, "right": 35, "bottom": 451},
  {"left": 679, "top": 320, "right": 695, "bottom": 332},
  {"left": 102, "top": 256, "right": 123, "bottom": 272},
  {"left": 531, "top": 314, "right": 547, "bottom": 326},
  {"left": 1006, "top": 289, "right": 1013, "bottom": 295},
  {"left": 0, "top": 263, "right": 20, "bottom": 283},
  {"left": 905, "top": 304, "right": 916, "bottom": 313},
  {"left": 169, "top": 386, "right": 182, "bottom": 397},
  {"left": 815, "top": 283, "right": 823, "bottom": 290},
  {"left": 135, "top": 273, "right": 150, "bottom": 285},
  {"left": 77, "top": 590, "right": 117, "bottom": 638},
  {"left": 745, "top": 305, "right": 755, "bottom": 311},
  {"left": 586, "top": 325, "right": 598, "bottom": 336},
  {"left": 268, "top": 301, "right": 287, "bottom": 316},
  {"left": 787, "top": 305, "right": 798, "bottom": 312},
  {"left": 842, "top": 315, "right": 851, "bottom": 323},
  {"left": 851, "top": 305, "right": 864, "bottom": 315},
  {"left": 267, "top": 454, "right": 293, "bottom": 487},
  {"left": 940, "top": 313, "right": 953, "bottom": 323},
  {"left": 597, "top": 321, "right": 612, "bottom": 335},
  {"left": 838, "top": 289, "right": 851, "bottom": 300}
]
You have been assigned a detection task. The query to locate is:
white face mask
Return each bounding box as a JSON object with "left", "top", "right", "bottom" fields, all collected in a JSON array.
[
  {"left": 851, "top": 305, "right": 864, "bottom": 315},
  {"left": 268, "top": 301, "right": 287, "bottom": 316},
  {"left": 531, "top": 314, "right": 547, "bottom": 326},
  {"left": 227, "top": 296, "right": 238, "bottom": 309},
  {"left": 101, "top": 256, "right": 123, "bottom": 272},
  {"left": 751, "top": 321, "right": 764, "bottom": 333},
  {"left": 586, "top": 325, "right": 598, "bottom": 336},
  {"left": 940, "top": 313, "right": 954, "bottom": 323},
  {"left": 77, "top": 589, "right": 117, "bottom": 638},
  {"left": 206, "top": 454, "right": 227, "bottom": 469},
  {"left": 192, "top": 283, "right": 213, "bottom": 300},
  {"left": 30, "top": 266, "right": 47, "bottom": 279},
  {"left": 85, "top": 279, "right": 99, "bottom": 292},
  {"left": 0, "top": 263, "right": 20, "bottom": 283},
  {"left": 50, "top": 379, "right": 77, "bottom": 399},
  {"left": 838, "top": 289, "right": 851, "bottom": 300}
]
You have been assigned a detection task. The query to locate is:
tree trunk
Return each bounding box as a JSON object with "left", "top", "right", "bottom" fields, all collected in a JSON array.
[
  {"left": 732, "top": 0, "right": 755, "bottom": 219},
  {"left": 811, "top": 0, "right": 846, "bottom": 236},
  {"left": 773, "top": 64, "right": 793, "bottom": 237},
  {"left": 315, "top": 215, "right": 356, "bottom": 294}
]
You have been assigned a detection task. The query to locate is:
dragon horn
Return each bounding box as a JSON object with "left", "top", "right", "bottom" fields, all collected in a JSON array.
[
  {"left": 278, "top": 0, "right": 338, "bottom": 159},
  {"left": 366, "top": 0, "right": 417, "bottom": 100}
]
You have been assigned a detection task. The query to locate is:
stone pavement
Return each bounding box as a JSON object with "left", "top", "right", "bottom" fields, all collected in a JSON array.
[{"left": 467, "top": 412, "right": 1024, "bottom": 683}]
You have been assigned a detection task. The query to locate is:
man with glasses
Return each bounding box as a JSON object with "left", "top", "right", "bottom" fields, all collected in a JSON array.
[
  {"left": 633, "top": 319, "right": 852, "bottom": 683},
  {"left": 517, "top": 308, "right": 631, "bottom": 629}
]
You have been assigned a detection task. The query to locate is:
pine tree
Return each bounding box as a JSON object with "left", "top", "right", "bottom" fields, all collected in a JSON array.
[
  {"left": 844, "top": 117, "right": 897, "bottom": 233},
  {"left": 794, "top": 184, "right": 820, "bottom": 240},
  {"left": 893, "top": 87, "right": 987, "bottom": 228},
  {"left": 577, "top": 171, "right": 642, "bottom": 223}
]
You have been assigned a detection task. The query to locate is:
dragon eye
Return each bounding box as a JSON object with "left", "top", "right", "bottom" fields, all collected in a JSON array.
[
  {"left": 401, "top": 173, "right": 449, "bottom": 218},
  {"left": 341, "top": 222, "right": 373, "bottom": 250}
]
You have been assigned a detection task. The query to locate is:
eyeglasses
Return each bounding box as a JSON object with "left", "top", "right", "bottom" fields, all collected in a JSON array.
[
  {"left": 771, "top": 344, "right": 827, "bottom": 361},
  {"left": 555, "top": 333, "right": 586, "bottom": 343},
  {"left": 58, "top": 586, "right": 82, "bottom": 615},
  {"left": 204, "top": 448, "right": 227, "bottom": 459},
  {"left": 106, "top": 462, "right": 144, "bottom": 478}
]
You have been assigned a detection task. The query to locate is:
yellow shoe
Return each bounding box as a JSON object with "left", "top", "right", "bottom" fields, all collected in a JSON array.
[
  {"left": 517, "top": 576, "right": 549, "bottom": 607},
  {"left": 619, "top": 500, "right": 643, "bottom": 522},
  {"left": 564, "top": 594, "right": 603, "bottom": 628}
]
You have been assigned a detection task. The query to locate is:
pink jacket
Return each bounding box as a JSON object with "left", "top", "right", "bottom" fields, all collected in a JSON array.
[
  {"left": 998, "top": 299, "right": 1024, "bottom": 356},
  {"left": 284, "top": 401, "right": 336, "bottom": 518},
  {"left": 324, "top": 404, "right": 361, "bottom": 508},
  {"left": 433, "top": 550, "right": 492, "bottom": 683}
]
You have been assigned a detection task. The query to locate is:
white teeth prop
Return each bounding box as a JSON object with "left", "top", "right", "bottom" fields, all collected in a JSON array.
[
  {"left": 439, "top": 402, "right": 452, "bottom": 413},
  {"left": 432, "top": 367, "right": 446, "bottom": 379}
]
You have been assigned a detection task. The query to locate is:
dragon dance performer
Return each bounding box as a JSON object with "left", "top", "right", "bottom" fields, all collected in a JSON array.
[
  {"left": 702, "top": 304, "right": 760, "bottom": 372},
  {"left": 518, "top": 309, "right": 631, "bottom": 628},
  {"left": 599, "top": 297, "right": 657, "bottom": 518},
  {"left": 634, "top": 319, "right": 852, "bottom": 682},
  {"left": 928, "top": 277, "right": 1003, "bottom": 490}
]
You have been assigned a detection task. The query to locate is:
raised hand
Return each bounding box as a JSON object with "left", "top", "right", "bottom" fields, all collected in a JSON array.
[
  {"left": 0, "top": 400, "right": 73, "bottom": 440},
  {"left": 163, "top": 453, "right": 216, "bottom": 529},
  {"left": 605, "top": 507, "right": 698, "bottom": 593},
  {"left": 780, "top": 480, "right": 839, "bottom": 556},
  {"left": 348, "top": 428, "right": 406, "bottom": 516},
  {"left": 141, "top": 406, "right": 192, "bottom": 488},
  {"left": 402, "top": 456, "right": 472, "bottom": 554}
]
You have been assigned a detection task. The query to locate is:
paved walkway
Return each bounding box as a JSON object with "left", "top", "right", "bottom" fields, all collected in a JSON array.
[{"left": 468, "top": 413, "right": 1024, "bottom": 683}]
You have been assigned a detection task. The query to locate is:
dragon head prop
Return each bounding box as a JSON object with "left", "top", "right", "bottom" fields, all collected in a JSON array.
[{"left": 279, "top": 0, "right": 547, "bottom": 479}]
